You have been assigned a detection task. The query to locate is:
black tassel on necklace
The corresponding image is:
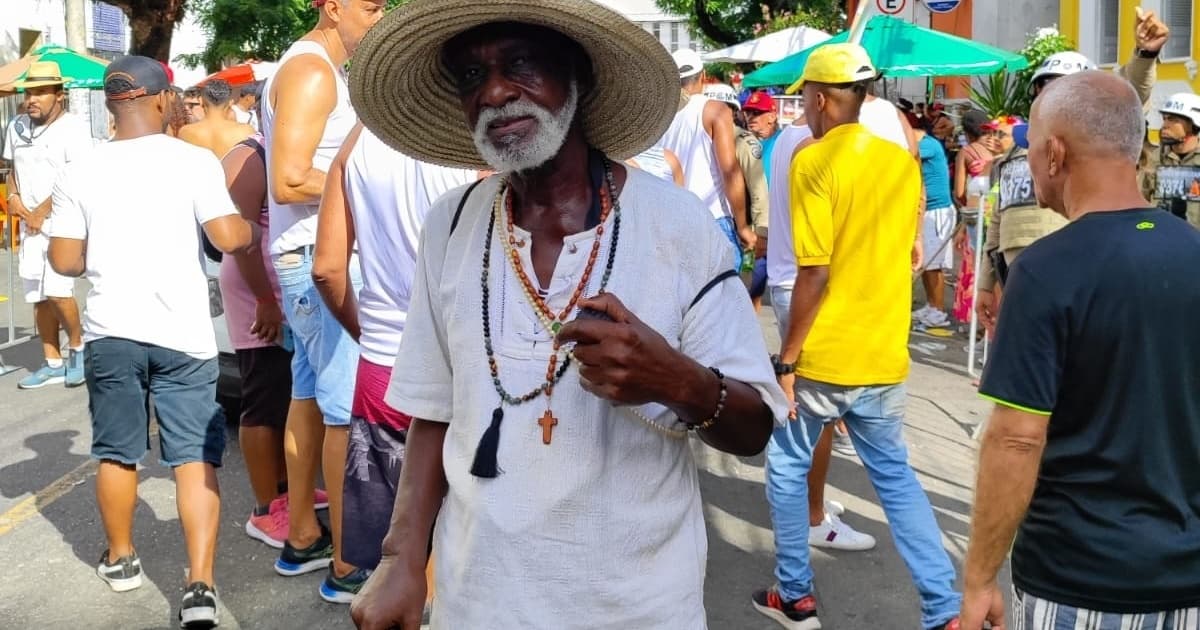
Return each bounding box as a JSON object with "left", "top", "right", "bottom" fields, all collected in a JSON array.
[{"left": 470, "top": 408, "right": 505, "bottom": 478}]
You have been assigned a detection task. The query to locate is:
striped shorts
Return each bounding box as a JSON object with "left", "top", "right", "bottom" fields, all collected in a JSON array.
[{"left": 1014, "top": 588, "right": 1200, "bottom": 630}]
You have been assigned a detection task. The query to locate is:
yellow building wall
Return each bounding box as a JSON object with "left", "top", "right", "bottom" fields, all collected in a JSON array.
[{"left": 1059, "top": 0, "right": 1199, "bottom": 93}]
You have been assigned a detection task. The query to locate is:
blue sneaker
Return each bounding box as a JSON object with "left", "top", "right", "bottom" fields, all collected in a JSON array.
[
  {"left": 318, "top": 567, "right": 371, "bottom": 604},
  {"left": 65, "top": 349, "right": 85, "bottom": 388},
  {"left": 18, "top": 362, "right": 65, "bottom": 389}
]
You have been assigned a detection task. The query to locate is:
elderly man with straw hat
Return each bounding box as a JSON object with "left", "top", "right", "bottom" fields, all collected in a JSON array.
[
  {"left": 4, "top": 60, "right": 91, "bottom": 390},
  {"left": 345, "top": 1, "right": 788, "bottom": 628}
]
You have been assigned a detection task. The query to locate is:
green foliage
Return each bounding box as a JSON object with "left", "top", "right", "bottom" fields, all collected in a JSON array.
[
  {"left": 177, "top": 0, "right": 412, "bottom": 73},
  {"left": 754, "top": 3, "right": 846, "bottom": 38},
  {"left": 655, "top": 0, "right": 845, "bottom": 47},
  {"left": 969, "top": 27, "right": 1073, "bottom": 118}
]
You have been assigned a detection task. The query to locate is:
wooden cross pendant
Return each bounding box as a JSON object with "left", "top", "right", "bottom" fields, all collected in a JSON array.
[{"left": 538, "top": 409, "right": 558, "bottom": 445}]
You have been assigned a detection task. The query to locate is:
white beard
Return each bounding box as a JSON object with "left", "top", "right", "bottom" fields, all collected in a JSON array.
[{"left": 472, "top": 81, "right": 579, "bottom": 173}]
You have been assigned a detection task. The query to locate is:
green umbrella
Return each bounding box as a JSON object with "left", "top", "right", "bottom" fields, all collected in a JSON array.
[
  {"left": 744, "top": 15, "right": 1029, "bottom": 90},
  {"left": 17, "top": 45, "right": 111, "bottom": 90}
]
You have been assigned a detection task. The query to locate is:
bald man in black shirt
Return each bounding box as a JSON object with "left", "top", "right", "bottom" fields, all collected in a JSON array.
[{"left": 962, "top": 71, "right": 1200, "bottom": 630}]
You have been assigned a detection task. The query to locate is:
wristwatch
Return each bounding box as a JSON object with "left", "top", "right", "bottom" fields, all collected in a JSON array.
[
  {"left": 770, "top": 354, "right": 795, "bottom": 376},
  {"left": 1136, "top": 47, "right": 1160, "bottom": 59}
]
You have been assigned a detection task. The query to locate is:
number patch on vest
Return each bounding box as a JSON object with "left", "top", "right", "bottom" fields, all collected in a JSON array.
[
  {"left": 997, "top": 157, "right": 1036, "bottom": 211},
  {"left": 1155, "top": 165, "right": 1200, "bottom": 202}
]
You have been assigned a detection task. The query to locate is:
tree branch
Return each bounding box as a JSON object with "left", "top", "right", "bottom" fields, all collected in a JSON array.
[{"left": 693, "top": 0, "right": 741, "bottom": 46}]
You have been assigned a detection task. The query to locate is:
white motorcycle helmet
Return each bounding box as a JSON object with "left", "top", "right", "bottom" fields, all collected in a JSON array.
[
  {"left": 703, "top": 83, "right": 741, "bottom": 110},
  {"left": 1159, "top": 92, "right": 1200, "bottom": 130},
  {"left": 1031, "top": 51, "right": 1097, "bottom": 89}
]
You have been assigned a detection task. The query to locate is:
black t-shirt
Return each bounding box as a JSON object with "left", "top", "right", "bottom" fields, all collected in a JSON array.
[{"left": 979, "top": 208, "right": 1200, "bottom": 613}]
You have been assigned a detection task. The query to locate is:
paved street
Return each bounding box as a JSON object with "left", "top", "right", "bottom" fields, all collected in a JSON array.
[{"left": 0, "top": 253, "right": 1006, "bottom": 629}]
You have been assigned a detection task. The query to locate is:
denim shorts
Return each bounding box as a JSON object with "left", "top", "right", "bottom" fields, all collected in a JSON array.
[
  {"left": 85, "top": 337, "right": 225, "bottom": 467},
  {"left": 273, "top": 249, "right": 361, "bottom": 427}
]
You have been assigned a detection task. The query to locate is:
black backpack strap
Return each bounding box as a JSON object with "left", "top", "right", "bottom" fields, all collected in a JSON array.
[
  {"left": 689, "top": 269, "right": 739, "bottom": 310},
  {"left": 450, "top": 178, "right": 487, "bottom": 236}
]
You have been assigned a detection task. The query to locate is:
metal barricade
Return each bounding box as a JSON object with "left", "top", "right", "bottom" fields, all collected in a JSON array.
[{"left": 0, "top": 166, "right": 31, "bottom": 376}]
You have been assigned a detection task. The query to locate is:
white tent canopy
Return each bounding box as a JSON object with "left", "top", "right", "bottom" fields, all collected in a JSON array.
[{"left": 701, "top": 26, "right": 832, "bottom": 64}]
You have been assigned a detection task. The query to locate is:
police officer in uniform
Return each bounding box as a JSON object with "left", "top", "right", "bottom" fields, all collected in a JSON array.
[
  {"left": 1144, "top": 93, "right": 1200, "bottom": 229},
  {"left": 977, "top": 29, "right": 1163, "bottom": 330}
]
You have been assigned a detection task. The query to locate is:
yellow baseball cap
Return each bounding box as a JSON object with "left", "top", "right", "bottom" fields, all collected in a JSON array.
[{"left": 786, "top": 43, "right": 877, "bottom": 95}]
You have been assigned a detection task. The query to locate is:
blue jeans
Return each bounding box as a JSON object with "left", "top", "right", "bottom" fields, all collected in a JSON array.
[
  {"left": 715, "top": 216, "right": 743, "bottom": 271},
  {"left": 273, "top": 249, "right": 362, "bottom": 427},
  {"left": 765, "top": 369, "right": 960, "bottom": 628}
]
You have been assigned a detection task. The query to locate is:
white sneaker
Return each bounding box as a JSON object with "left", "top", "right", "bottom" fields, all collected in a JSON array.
[
  {"left": 923, "top": 309, "right": 951, "bottom": 328},
  {"left": 808, "top": 514, "right": 876, "bottom": 551},
  {"left": 824, "top": 500, "right": 845, "bottom": 517},
  {"left": 911, "top": 305, "right": 932, "bottom": 325}
]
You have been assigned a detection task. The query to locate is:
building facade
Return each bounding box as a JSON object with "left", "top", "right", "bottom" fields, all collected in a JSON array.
[
  {"left": 1060, "top": 0, "right": 1197, "bottom": 127},
  {"left": 594, "top": 0, "right": 700, "bottom": 51}
]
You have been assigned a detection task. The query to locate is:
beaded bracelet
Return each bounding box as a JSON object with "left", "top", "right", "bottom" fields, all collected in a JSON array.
[{"left": 689, "top": 367, "right": 726, "bottom": 432}]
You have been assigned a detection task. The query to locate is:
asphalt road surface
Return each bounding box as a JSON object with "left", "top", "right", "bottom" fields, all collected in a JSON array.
[{"left": 0, "top": 267, "right": 1005, "bottom": 629}]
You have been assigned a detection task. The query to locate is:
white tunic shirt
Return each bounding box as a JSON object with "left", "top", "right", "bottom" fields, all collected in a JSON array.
[{"left": 386, "top": 168, "right": 788, "bottom": 629}]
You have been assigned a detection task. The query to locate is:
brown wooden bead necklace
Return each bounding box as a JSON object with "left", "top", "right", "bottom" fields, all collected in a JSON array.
[{"left": 469, "top": 156, "right": 622, "bottom": 479}]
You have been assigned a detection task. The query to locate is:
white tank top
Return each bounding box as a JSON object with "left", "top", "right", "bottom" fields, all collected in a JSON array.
[
  {"left": 347, "top": 128, "right": 476, "bottom": 365},
  {"left": 659, "top": 95, "right": 730, "bottom": 221},
  {"left": 262, "top": 40, "right": 357, "bottom": 254},
  {"left": 859, "top": 97, "right": 909, "bottom": 153}
]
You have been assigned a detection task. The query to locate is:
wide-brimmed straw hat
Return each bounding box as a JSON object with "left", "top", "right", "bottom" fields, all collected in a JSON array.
[
  {"left": 349, "top": 0, "right": 680, "bottom": 169},
  {"left": 14, "top": 61, "right": 71, "bottom": 90}
]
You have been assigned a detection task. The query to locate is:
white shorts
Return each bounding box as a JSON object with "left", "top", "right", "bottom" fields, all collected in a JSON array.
[
  {"left": 920, "top": 206, "right": 956, "bottom": 271},
  {"left": 22, "top": 268, "right": 76, "bottom": 303}
]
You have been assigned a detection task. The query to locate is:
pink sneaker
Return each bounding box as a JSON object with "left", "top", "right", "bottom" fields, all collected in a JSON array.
[
  {"left": 245, "top": 507, "right": 288, "bottom": 549},
  {"left": 271, "top": 490, "right": 330, "bottom": 512}
]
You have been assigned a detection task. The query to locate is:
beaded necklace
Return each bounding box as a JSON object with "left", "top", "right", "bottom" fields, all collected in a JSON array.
[{"left": 469, "top": 157, "right": 622, "bottom": 479}]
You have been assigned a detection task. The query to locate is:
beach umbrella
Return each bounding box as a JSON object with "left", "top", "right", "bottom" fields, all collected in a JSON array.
[
  {"left": 743, "top": 15, "right": 1029, "bottom": 89},
  {"left": 702, "top": 26, "right": 832, "bottom": 64}
]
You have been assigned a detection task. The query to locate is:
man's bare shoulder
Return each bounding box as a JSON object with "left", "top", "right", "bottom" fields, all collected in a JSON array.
[
  {"left": 273, "top": 51, "right": 335, "bottom": 91},
  {"left": 177, "top": 122, "right": 206, "bottom": 143}
]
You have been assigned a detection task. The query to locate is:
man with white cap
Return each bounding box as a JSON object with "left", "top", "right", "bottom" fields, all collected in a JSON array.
[
  {"left": 977, "top": 9, "right": 1166, "bottom": 331},
  {"left": 1144, "top": 92, "right": 1200, "bottom": 229},
  {"left": 4, "top": 60, "right": 90, "bottom": 390},
  {"left": 706, "top": 82, "right": 768, "bottom": 298},
  {"left": 661, "top": 47, "right": 752, "bottom": 270},
  {"left": 754, "top": 43, "right": 960, "bottom": 630},
  {"left": 344, "top": 1, "right": 788, "bottom": 628}
]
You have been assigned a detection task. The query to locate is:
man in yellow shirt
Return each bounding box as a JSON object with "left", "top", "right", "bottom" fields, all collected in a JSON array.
[{"left": 754, "top": 44, "right": 961, "bottom": 630}]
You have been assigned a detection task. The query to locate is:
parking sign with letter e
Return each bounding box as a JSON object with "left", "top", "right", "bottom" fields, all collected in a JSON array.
[{"left": 877, "top": 0, "right": 907, "bottom": 15}]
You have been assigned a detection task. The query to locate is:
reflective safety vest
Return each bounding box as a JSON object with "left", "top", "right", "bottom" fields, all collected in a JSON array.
[{"left": 1144, "top": 146, "right": 1200, "bottom": 229}]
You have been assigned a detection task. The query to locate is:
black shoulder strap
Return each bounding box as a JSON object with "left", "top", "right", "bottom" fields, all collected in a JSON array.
[
  {"left": 238, "top": 135, "right": 266, "bottom": 166},
  {"left": 450, "top": 178, "right": 486, "bottom": 236},
  {"left": 689, "top": 269, "right": 739, "bottom": 310}
]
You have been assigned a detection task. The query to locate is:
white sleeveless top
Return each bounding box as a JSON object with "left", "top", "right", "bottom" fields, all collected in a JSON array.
[
  {"left": 766, "top": 124, "right": 814, "bottom": 290},
  {"left": 659, "top": 95, "right": 730, "bottom": 221},
  {"left": 262, "top": 40, "right": 357, "bottom": 254},
  {"left": 347, "top": 128, "right": 476, "bottom": 366},
  {"left": 859, "top": 97, "right": 909, "bottom": 153}
]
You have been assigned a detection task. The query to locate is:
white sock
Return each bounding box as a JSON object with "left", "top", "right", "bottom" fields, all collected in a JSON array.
[
  {"left": 46, "top": 358, "right": 64, "bottom": 368},
  {"left": 70, "top": 345, "right": 84, "bottom": 352}
]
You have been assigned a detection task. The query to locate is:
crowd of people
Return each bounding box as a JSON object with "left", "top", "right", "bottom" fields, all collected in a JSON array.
[{"left": 2, "top": 0, "right": 1198, "bottom": 629}]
